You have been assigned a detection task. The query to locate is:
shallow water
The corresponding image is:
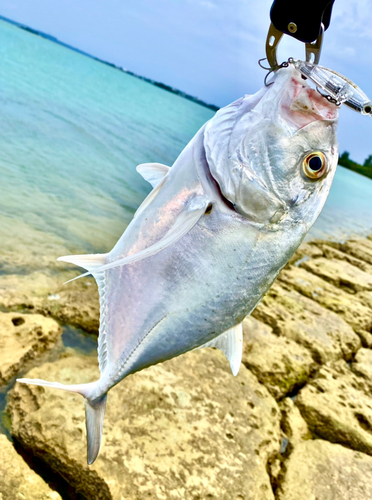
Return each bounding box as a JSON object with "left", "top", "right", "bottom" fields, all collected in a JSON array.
[
  {"left": 0, "top": 20, "right": 213, "bottom": 270},
  {"left": 0, "top": 18, "right": 371, "bottom": 272},
  {"left": 307, "top": 166, "right": 372, "bottom": 242}
]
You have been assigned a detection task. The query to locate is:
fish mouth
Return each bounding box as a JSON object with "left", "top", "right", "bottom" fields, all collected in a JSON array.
[{"left": 279, "top": 70, "right": 339, "bottom": 129}]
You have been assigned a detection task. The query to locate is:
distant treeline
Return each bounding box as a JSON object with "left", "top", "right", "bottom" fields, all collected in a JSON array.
[{"left": 338, "top": 152, "right": 372, "bottom": 180}]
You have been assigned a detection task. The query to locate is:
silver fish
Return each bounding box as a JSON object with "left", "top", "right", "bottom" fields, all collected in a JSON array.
[{"left": 18, "top": 65, "right": 339, "bottom": 464}]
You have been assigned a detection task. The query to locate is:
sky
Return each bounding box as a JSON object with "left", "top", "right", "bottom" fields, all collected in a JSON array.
[{"left": 0, "top": 0, "right": 371, "bottom": 163}]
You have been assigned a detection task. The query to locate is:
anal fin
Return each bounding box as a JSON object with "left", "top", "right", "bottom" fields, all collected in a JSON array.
[{"left": 198, "top": 323, "right": 243, "bottom": 376}]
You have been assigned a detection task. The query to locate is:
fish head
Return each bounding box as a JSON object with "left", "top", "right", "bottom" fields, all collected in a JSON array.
[{"left": 205, "top": 64, "right": 339, "bottom": 229}]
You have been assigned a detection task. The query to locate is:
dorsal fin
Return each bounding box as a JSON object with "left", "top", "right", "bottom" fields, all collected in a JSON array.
[
  {"left": 57, "top": 253, "right": 108, "bottom": 271},
  {"left": 136, "top": 163, "right": 170, "bottom": 188},
  {"left": 198, "top": 323, "right": 243, "bottom": 376}
]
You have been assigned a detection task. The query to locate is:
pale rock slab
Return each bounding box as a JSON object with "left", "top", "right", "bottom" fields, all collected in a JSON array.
[
  {"left": 296, "top": 360, "right": 372, "bottom": 455},
  {"left": 242, "top": 317, "right": 316, "bottom": 399},
  {"left": 301, "top": 257, "right": 372, "bottom": 293},
  {"left": 252, "top": 283, "right": 360, "bottom": 364},
  {"left": 351, "top": 348, "right": 372, "bottom": 391},
  {"left": 286, "top": 242, "right": 323, "bottom": 267},
  {"left": 340, "top": 237, "right": 372, "bottom": 265},
  {"left": 0, "top": 272, "right": 99, "bottom": 334},
  {"left": 8, "top": 349, "right": 281, "bottom": 500},
  {"left": 278, "top": 266, "right": 372, "bottom": 332},
  {"left": 0, "top": 311, "right": 62, "bottom": 386},
  {"left": 319, "top": 243, "right": 372, "bottom": 273},
  {"left": 277, "top": 439, "right": 372, "bottom": 500}
]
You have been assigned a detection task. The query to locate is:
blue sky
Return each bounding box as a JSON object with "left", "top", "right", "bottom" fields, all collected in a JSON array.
[{"left": 1, "top": 0, "right": 371, "bottom": 163}]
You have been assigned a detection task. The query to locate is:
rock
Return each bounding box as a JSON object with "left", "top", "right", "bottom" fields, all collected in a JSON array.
[
  {"left": 300, "top": 257, "right": 372, "bottom": 293},
  {"left": 0, "top": 312, "right": 62, "bottom": 386},
  {"left": 277, "top": 439, "right": 372, "bottom": 500},
  {"left": 354, "top": 329, "right": 372, "bottom": 348},
  {"left": 252, "top": 283, "right": 360, "bottom": 364},
  {"left": 319, "top": 243, "right": 372, "bottom": 273},
  {"left": 295, "top": 360, "right": 372, "bottom": 455},
  {"left": 279, "top": 398, "right": 311, "bottom": 446},
  {"left": 351, "top": 348, "right": 372, "bottom": 391},
  {"left": 278, "top": 266, "right": 372, "bottom": 331},
  {"left": 0, "top": 272, "right": 99, "bottom": 334},
  {"left": 8, "top": 349, "right": 281, "bottom": 500},
  {"left": 286, "top": 242, "right": 323, "bottom": 267},
  {"left": 340, "top": 238, "right": 372, "bottom": 265},
  {"left": 242, "top": 317, "right": 316, "bottom": 399},
  {"left": 356, "top": 290, "right": 372, "bottom": 308},
  {"left": 0, "top": 434, "right": 61, "bottom": 499}
]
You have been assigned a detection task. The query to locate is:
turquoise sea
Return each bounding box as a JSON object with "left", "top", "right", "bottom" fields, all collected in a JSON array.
[{"left": 0, "top": 19, "right": 371, "bottom": 275}]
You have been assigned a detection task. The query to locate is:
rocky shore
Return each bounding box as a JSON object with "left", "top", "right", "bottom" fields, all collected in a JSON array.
[{"left": 1, "top": 236, "right": 372, "bottom": 499}]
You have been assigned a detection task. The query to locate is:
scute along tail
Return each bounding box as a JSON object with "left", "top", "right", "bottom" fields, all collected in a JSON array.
[
  {"left": 17, "top": 253, "right": 110, "bottom": 464},
  {"left": 57, "top": 252, "right": 109, "bottom": 374}
]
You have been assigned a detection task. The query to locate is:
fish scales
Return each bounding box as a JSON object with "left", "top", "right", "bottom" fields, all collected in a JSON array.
[{"left": 18, "top": 65, "right": 339, "bottom": 464}]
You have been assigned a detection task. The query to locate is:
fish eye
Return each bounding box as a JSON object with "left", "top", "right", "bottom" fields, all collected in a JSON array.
[{"left": 302, "top": 152, "right": 327, "bottom": 180}]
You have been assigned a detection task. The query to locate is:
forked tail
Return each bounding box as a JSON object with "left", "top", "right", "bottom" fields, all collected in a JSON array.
[{"left": 16, "top": 377, "right": 107, "bottom": 464}]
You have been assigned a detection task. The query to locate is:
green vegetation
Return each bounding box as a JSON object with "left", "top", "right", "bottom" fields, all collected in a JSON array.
[{"left": 338, "top": 152, "right": 372, "bottom": 180}]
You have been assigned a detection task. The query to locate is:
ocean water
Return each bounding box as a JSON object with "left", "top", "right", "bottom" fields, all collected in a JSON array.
[{"left": 0, "top": 19, "right": 371, "bottom": 276}]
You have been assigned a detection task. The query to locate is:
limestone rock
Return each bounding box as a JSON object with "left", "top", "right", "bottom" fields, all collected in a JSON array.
[
  {"left": 242, "top": 317, "right": 316, "bottom": 399},
  {"left": 301, "top": 257, "right": 372, "bottom": 293},
  {"left": 0, "top": 312, "right": 62, "bottom": 386},
  {"left": 351, "top": 348, "right": 372, "bottom": 391},
  {"left": 279, "top": 398, "right": 311, "bottom": 446},
  {"left": 286, "top": 242, "right": 323, "bottom": 267},
  {"left": 340, "top": 238, "right": 372, "bottom": 265},
  {"left": 0, "top": 434, "right": 61, "bottom": 500},
  {"left": 319, "top": 243, "right": 372, "bottom": 273},
  {"left": 356, "top": 290, "right": 372, "bottom": 308},
  {"left": 278, "top": 266, "right": 372, "bottom": 332},
  {"left": 0, "top": 272, "right": 99, "bottom": 334},
  {"left": 8, "top": 349, "right": 280, "bottom": 500},
  {"left": 354, "top": 329, "right": 372, "bottom": 348},
  {"left": 252, "top": 283, "right": 360, "bottom": 364},
  {"left": 296, "top": 360, "right": 372, "bottom": 455},
  {"left": 277, "top": 439, "right": 372, "bottom": 500}
]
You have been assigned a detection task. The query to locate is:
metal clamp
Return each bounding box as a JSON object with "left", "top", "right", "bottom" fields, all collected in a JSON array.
[{"left": 265, "top": 22, "right": 324, "bottom": 71}]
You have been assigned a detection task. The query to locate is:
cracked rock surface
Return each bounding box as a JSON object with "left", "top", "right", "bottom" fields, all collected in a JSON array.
[
  {"left": 0, "top": 271, "right": 100, "bottom": 334},
  {"left": 242, "top": 317, "right": 316, "bottom": 399},
  {"left": 252, "top": 282, "right": 360, "bottom": 364},
  {"left": 1, "top": 235, "right": 372, "bottom": 499},
  {"left": 296, "top": 360, "right": 372, "bottom": 455},
  {"left": 8, "top": 349, "right": 280, "bottom": 500},
  {"left": 277, "top": 439, "right": 372, "bottom": 500},
  {"left": 0, "top": 311, "right": 62, "bottom": 386},
  {"left": 0, "top": 434, "right": 61, "bottom": 500}
]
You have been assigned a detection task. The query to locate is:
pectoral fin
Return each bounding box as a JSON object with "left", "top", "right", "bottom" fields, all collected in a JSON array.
[
  {"left": 136, "top": 163, "right": 170, "bottom": 188},
  {"left": 62, "top": 195, "right": 211, "bottom": 282},
  {"left": 198, "top": 323, "right": 243, "bottom": 376}
]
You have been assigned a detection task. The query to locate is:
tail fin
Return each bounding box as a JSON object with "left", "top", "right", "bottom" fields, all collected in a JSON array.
[
  {"left": 85, "top": 395, "right": 107, "bottom": 464},
  {"left": 17, "top": 378, "right": 107, "bottom": 464}
]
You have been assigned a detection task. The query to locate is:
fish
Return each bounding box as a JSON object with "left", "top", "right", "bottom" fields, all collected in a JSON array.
[{"left": 17, "top": 64, "right": 339, "bottom": 464}]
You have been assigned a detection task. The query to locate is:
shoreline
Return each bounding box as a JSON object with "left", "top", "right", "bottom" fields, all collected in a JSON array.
[{"left": 0, "top": 15, "right": 219, "bottom": 112}]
